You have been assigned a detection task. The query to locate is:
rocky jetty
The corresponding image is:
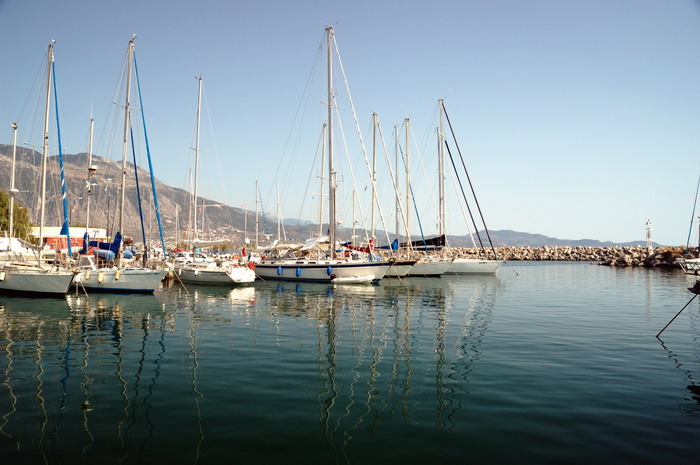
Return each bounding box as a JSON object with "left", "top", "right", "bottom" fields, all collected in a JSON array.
[{"left": 442, "top": 245, "right": 697, "bottom": 269}]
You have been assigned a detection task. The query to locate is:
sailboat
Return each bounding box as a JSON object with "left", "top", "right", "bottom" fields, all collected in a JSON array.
[
  {"left": 436, "top": 99, "right": 501, "bottom": 275},
  {"left": 75, "top": 36, "right": 167, "bottom": 293},
  {"left": 0, "top": 42, "right": 75, "bottom": 296},
  {"left": 174, "top": 76, "right": 255, "bottom": 285},
  {"left": 400, "top": 117, "right": 453, "bottom": 278},
  {"left": 253, "top": 26, "right": 389, "bottom": 284}
]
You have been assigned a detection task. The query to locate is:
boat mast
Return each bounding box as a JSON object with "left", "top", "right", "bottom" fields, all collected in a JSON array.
[
  {"left": 404, "top": 117, "right": 410, "bottom": 243},
  {"left": 118, "top": 36, "right": 135, "bottom": 262},
  {"left": 255, "top": 180, "right": 259, "bottom": 248},
  {"left": 371, "top": 112, "right": 377, "bottom": 240},
  {"left": 9, "top": 122, "right": 18, "bottom": 244},
  {"left": 326, "top": 26, "right": 336, "bottom": 257},
  {"left": 437, "top": 99, "right": 446, "bottom": 237},
  {"left": 318, "top": 123, "right": 326, "bottom": 239},
  {"left": 193, "top": 75, "right": 203, "bottom": 245},
  {"left": 394, "top": 124, "right": 399, "bottom": 240},
  {"left": 85, "top": 118, "right": 95, "bottom": 234},
  {"left": 39, "top": 42, "right": 55, "bottom": 265}
]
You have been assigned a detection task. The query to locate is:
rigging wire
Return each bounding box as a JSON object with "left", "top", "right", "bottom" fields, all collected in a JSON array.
[
  {"left": 441, "top": 101, "right": 498, "bottom": 259},
  {"left": 686, "top": 171, "right": 700, "bottom": 249}
]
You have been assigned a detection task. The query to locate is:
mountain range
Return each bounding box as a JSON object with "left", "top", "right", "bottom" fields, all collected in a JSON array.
[{"left": 0, "top": 144, "right": 650, "bottom": 248}]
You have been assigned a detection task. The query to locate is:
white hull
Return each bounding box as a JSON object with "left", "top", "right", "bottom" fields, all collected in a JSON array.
[
  {"left": 0, "top": 266, "right": 74, "bottom": 295},
  {"left": 76, "top": 268, "right": 167, "bottom": 293},
  {"left": 445, "top": 258, "right": 501, "bottom": 275},
  {"left": 176, "top": 264, "right": 256, "bottom": 284},
  {"left": 254, "top": 259, "right": 389, "bottom": 283},
  {"left": 385, "top": 260, "right": 416, "bottom": 278},
  {"left": 406, "top": 258, "right": 453, "bottom": 277}
]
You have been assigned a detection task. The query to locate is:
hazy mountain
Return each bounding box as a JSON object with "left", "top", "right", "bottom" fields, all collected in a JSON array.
[{"left": 0, "top": 144, "right": 651, "bottom": 247}]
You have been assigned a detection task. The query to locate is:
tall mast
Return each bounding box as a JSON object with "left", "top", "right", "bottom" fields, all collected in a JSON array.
[
  {"left": 404, "top": 117, "right": 410, "bottom": 241},
  {"left": 318, "top": 123, "right": 326, "bottom": 239},
  {"left": 371, "top": 112, "right": 377, "bottom": 240},
  {"left": 193, "top": 75, "right": 203, "bottom": 244},
  {"left": 9, "top": 122, "right": 18, "bottom": 243},
  {"left": 437, "top": 99, "right": 446, "bottom": 237},
  {"left": 85, "top": 118, "right": 95, "bottom": 234},
  {"left": 394, "top": 124, "right": 399, "bottom": 240},
  {"left": 118, "top": 36, "right": 135, "bottom": 258},
  {"left": 326, "top": 26, "right": 336, "bottom": 257},
  {"left": 255, "top": 180, "right": 259, "bottom": 247},
  {"left": 39, "top": 42, "right": 55, "bottom": 264}
]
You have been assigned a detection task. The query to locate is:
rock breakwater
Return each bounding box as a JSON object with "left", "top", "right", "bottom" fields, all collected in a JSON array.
[{"left": 442, "top": 245, "right": 697, "bottom": 269}]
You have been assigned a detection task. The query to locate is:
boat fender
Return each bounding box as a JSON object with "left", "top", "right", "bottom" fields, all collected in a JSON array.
[
  {"left": 248, "top": 262, "right": 255, "bottom": 270},
  {"left": 296, "top": 267, "right": 301, "bottom": 277},
  {"left": 73, "top": 273, "right": 81, "bottom": 284},
  {"left": 194, "top": 269, "right": 199, "bottom": 276},
  {"left": 85, "top": 271, "right": 91, "bottom": 280},
  {"left": 97, "top": 271, "right": 104, "bottom": 283},
  {"left": 0, "top": 271, "right": 5, "bottom": 282},
  {"left": 326, "top": 266, "right": 332, "bottom": 276},
  {"left": 277, "top": 266, "right": 283, "bottom": 276},
  {"left": 178, "top": 269, "right": 182, "bottom": 276}
]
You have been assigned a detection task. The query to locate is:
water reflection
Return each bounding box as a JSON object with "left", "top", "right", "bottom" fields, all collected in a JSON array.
[
  {"left": 262, "top": 276, "right": 500, "bottom": 459},
  {"left": 0, "top": 276, "right": 500, "bottom": 463}
]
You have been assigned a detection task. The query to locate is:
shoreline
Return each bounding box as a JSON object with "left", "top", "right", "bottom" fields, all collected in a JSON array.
[{"left": 440, "top": 245, "right": 697, "bottom": 269}]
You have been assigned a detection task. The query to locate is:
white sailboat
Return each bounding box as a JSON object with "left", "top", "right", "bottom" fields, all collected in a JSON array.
[
  {"left": 254, "top": 26, "right": 389, "bottom": 284},
  {"left": 402, "top": 117, "right": 453, "bottom": 278},
  {"left": 76, "top": 37, "right": 167, "bottom": 293},
  {"left": 0, "top": 43, "right": 74, "bottom": 296},
  {"left": 174, "top": 76, "right": 255, "bottom": 285}
]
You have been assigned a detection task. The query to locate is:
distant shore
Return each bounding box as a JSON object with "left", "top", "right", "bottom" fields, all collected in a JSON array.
[{"left": 441, "top": 245, "right": 696, "bottom": 269}]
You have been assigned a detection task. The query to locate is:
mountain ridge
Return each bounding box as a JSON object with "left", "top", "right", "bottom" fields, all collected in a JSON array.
[{"left": 0, "top": 144, "right": 657, "bottom": 247}]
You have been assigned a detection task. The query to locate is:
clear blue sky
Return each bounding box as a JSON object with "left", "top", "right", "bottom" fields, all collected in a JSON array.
[{"left": 1, "top": 0, "right": 700, "bottom": 246}]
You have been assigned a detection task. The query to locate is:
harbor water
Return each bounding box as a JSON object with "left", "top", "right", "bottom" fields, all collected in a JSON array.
[{"left": 1, "top": 262, "right": 699, "bottom": 464}]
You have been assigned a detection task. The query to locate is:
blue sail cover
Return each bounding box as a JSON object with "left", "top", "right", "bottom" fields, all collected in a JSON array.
[{"left": 85, "top": 231, "right": 122, "bottom": 261}]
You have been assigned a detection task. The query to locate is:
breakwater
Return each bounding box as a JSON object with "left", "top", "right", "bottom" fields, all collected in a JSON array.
[{"left": 442, "top": 245, "right": 697, "bottom": 269}]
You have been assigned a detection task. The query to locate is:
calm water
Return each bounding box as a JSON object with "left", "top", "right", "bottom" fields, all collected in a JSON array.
[{"left": 1, "top": 262, "right": 699, "bottom": 464}]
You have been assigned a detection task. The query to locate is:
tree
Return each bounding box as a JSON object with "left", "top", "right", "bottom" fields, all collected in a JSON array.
[{"left": 0, "top": 190, "right": 35, "bottom": 242}]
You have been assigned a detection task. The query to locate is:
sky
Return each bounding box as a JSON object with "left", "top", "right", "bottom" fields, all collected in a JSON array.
[{"left": 2, "top": 0, "right": 700, "bottom": 246}]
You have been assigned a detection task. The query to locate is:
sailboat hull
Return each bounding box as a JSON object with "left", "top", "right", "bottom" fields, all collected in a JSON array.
[
  {"left": 177, "top": 264, "right": 256, "bottom": 284},
  {"left": 254, "top": 259, "right": 389, "bottom": 283},
  {"left": 406, "top": 258, "right": 453, "bottom": 277},
  {"left": 0, "top": 267, "right": 74, "bottom": 296},
  {"left": 445, "top": 258, "right": 501, "bottom": 275},
  {"left": 385, "top": 259, "right": 417, "bottom": 278},
  {"left": 75, "top": 268, "right": 167, "bottom": 293}
]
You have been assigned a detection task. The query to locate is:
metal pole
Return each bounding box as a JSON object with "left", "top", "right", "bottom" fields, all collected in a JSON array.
[
  {"left": 9, "top": 123, "right": 18, "bottom": 243},
  {"left": 326, "top": 26, "right": 336, "bottom": 257}
]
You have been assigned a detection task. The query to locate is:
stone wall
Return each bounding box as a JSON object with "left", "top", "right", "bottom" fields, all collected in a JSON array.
[{"left": 441, "top": 245, "right": 697, "bottom": 269}]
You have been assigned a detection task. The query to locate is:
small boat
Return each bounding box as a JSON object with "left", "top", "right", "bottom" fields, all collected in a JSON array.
[
  {"left": 177, "top": 261, "right": 255, "bottom": 285},
  {"left": 331, "top": 274, "right": 375, "bottom": 284}
]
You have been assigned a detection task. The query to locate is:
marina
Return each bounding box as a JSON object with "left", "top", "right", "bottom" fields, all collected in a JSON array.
[{"left": 1, "top": 262, "right": 700, "bottom": 464}]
